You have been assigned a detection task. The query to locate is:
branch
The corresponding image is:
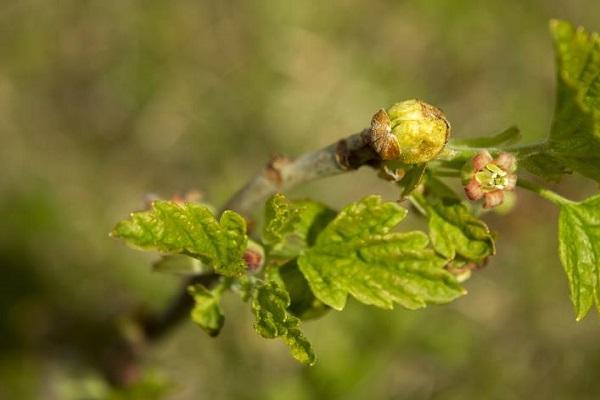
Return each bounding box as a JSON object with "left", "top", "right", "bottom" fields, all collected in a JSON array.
[{"left": 223, "top": 131, "right": 375, "bottom": 218}]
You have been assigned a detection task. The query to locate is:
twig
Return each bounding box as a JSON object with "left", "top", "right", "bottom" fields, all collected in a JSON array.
[{"left": 222, "top": 131, "right": 375, "bottom": 218}]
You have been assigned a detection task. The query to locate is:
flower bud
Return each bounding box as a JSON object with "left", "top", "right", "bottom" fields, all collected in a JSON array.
[
  {"left": 463, "top": 150, "right": 517, "bottom": 209},
  {"left": 243, "top": 240, "right": 264, "bottom": 273},
  {"left": 365, "top": 99, "right": 450, "bottom": 164}
]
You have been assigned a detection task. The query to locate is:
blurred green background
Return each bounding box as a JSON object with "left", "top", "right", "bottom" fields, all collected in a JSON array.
[{"left": 2, "top": 1, "right": 600, "bottom": 399}]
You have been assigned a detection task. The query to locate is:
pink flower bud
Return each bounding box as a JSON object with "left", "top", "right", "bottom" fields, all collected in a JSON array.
[
  {"left": 463, "top": 151, "right": 518, "bottom": 209},
  {"left": 465, "top": 177, "right": 484, "bottom": 200},
  {"left": 243, "top": 248, "right": 264, "bottom": 273},
  {"left": 483, "top": 190, "right": 504, "bottom": 209},
  {"left": 472, "top": 150, "right": 493, "bottom": 171},
  {"left": 493, "top": 152, "right": 517, "bottom": 172}
]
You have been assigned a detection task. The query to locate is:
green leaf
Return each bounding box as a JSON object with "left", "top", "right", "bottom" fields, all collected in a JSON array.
[
  {"left": 111, "top": 201, "right": 248, "bottom": 277},
  {"left": 297, "top": 196, "right": 465, "bottom": 311},
  {"left": 278, "top": 260, "right": 330, "bottom": 320},
  {"left": 263, "top": 194, "right": 336, "bottom": 259},
  {"left": 418, "top": 178, "right": 495, "bottom": 263},
  {"left": 452, "top": 126, "right": 521, "bottom": 148},
  {"left": 252, "top": 282, "right": 316, "bottom": 365},
  {"left": 519, "top": 152, "right": 572, "bottom": 183},
  {"left": 188, "top": 283, "right": 225, "bottom": 337},
  {"left": 427, "top": 200, "right": 495, "bottom": 262},
  {"left": 397, "top": 163, "right": 427, "bottom": 198},
  {"left": 558, "top": 194, "right": 600, "bottom": 320},
  {"left": 526, "top": 20, "right": 600, "bottom": 182}
]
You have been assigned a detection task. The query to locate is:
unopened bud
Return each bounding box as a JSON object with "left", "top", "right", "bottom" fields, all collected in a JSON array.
[
  {"left": 364, "top": 99, "right": 450, "bottom": 164},
  {"left": 243, "top": 240, "right": 264, "bottom": 273}
]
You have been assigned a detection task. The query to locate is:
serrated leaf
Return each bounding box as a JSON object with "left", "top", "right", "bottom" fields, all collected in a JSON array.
[
  {"left": 263, "top": 194, "right": 336, "bottom": 259},
  {"left": 418, "top": 178, "right": 495, "bottom": 263},
  {"left": 278, "top": 260, "right": 330, "bottom": 320},
  {"left": 526, "top": 20, "right": 600, "bottom": 182},
  {"left": 427, "top": 200, "right": 495, "bottom": 262},
  {"left": 252, "top": 282, "right": 316, "bottom": 365},
  {"left": 188, "top": 284, "right": 225, "bottom": 337},
  {"left": 112, "top": 201, "right": 247, "bottom": 277},
  {"left": 558, "top": 194, "right": 600, "bottom": 320},
  {"left": 297, "top": 196, "right": 465, "bottom": 311}
]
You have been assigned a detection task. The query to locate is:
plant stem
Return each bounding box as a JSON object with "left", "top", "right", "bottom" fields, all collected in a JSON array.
[
  {"left": 223, "top": 131, "right": 375, "bottom": 218},
  {"left": 446, "top": 141, "right": 547, "bottom": 159},
  {"left": 516, "top": 178, "right": 573, "bottom": 206}
]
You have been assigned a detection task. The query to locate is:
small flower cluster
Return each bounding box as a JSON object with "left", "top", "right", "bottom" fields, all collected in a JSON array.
[{"left": 463, "top": 150, "right": 517, "bottom": 209}]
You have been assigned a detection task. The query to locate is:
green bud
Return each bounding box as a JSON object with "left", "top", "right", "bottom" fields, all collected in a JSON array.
[{"left": 365, "top": 99, "right": 450, "bottom": 164}]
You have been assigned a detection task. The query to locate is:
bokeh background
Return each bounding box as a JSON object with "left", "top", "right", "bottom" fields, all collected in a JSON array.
[{"left": 2, "top": 1, "right": 600, "bottom": 399}]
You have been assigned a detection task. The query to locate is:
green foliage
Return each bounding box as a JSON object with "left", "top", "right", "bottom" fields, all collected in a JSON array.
[
  {"left": 277, "top": 260, "right": 330, "bottom": 320},
  {"left": 112, "top": 201, "right": 248, "bottom": 277},
  {"left": 251, "top": 282, "right": 316, "bottom": 365},
  {"left": 418, "top": 178, "right": 495, "bottom": 263},
  {"left": 298, "top": 196, "right": 465, "bottom": 311},
  {"left": 523, "top": 20, "right": 600, "bottom": 183},
  {"left": 427, "top": 201, "right": 494, "bottom": 262},
  {"left": 519, "top": 153, "right": 572, "bottom": 182},
  {"left": 558, "top": 194, "right": 600, "bottom": 320},
  {"left": 397, "top": 163, "right": 427, "bottom": 198},
  {"left": 263, "top": 194, "right": 336, "bottom": 259},
  {"left": 106, "top": 18, "right": 600, "bottom": 382},
  {"left": 189, "top": 283, "right": 225, "bottom": 337}
]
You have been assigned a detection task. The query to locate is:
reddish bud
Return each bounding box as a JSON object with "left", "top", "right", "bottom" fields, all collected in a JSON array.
[
  {"left": 465, "top": 177, "right": 484, "bottom": 200},
  {"left": 483, "top": 190, "right": 504, "bottom": 209},
  {"left": 463, "top": 151, "right": 518, "bottom": 209},
  {"left": 243, "top": 248, "right": 264, "bottom": 273},
  {"left": 472, "top": 150, "right": 493, "bottom": 171},
  {"left": 493, "top": 152, "right": 517, "bottom": 172}
]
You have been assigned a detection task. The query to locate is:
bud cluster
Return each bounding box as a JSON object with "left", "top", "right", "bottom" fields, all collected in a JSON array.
[{"left": 463, "top": 150, "right": 517, "bottom": 209}]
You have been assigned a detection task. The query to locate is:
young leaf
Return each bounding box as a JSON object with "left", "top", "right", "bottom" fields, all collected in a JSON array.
[
  {"left": 297, "top": 196, "right": 465, "bottom": 311},
  {"left": 278, "top": 260, "right": 330, "bottom": 320},
  {"left": 263, "top": 194, "right": 336, "bottom": 259},
  {"left": 188, "top": 284, "right": 225, "bottom": 337},
  {"left": 416, "top": 178, "right": 495, "bottom": 263},
  {"left": 427, "top": 199, "right": 495, "bottom": 262},
  {"left": 252, "top": 282, "right": 316, "bottom": 365},
  {"left": 519, "top": 152, "right": 572, "bottom": 183},
  {"left": 397, "top": 163, "right": 427, "bottom": 198},
  {"left": 111, "top": 201, "right": 247, "bottom": 277},
  {"left": 525, "top": 20, "right": 600, "bottom": 182},
  {"left": 558, "top": 194, "right": 600, "bottom": 320}
]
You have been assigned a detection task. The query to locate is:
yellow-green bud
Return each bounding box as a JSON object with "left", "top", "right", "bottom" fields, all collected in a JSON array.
[{"left": 365, "top": 99, "right": 450, "bottom": 164}]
